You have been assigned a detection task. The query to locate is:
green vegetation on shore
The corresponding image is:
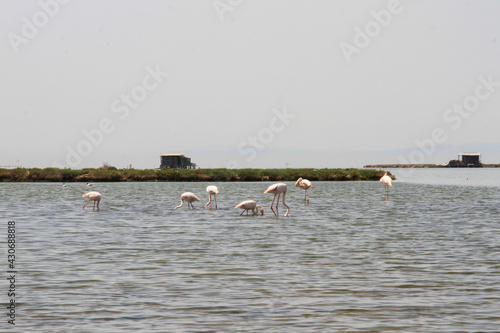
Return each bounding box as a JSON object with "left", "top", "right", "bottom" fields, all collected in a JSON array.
[
  {"left": 0, "top": 167, "right": 393, "bottom": 182},
  {"left": 364, "top": 164, "right": 446, "bottom": 168},
  {"left": 364, "top": 164, "right": 500, "bottom": 168}
]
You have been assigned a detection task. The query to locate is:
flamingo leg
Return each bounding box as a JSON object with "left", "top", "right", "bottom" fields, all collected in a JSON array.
[
  {"left": 214, "top": 195, "right": 217, "bottom": 209},
  {"left": 270, "top": 194, "right": 278, "bottom": 216},
  {"left": 270, "top": 194, "right": 276, "bottom": 208},
  {"left": 240, "top": 209, "right": 245, "bottom": 216},
  {"left": 307, "top": 188, "right": 312, "bottom": 201},
  {"left": 275, "top": 194, "right": 281, "bottom": 216},
  {"left": 93, "top": 200, "right": 96, "bottom": 210},
  {"left": 304, "top": 190, "right": 307, "bottom": 201}
]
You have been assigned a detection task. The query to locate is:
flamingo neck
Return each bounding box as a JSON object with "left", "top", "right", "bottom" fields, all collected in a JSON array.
[
  {"left": 174, "top": 199, "right": 184, "bottom": 210},
  {"left": 282, "top": 192, "right": 290, "bottom": 217}
]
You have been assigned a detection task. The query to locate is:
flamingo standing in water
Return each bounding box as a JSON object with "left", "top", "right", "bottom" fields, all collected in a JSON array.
[
  {"left": 174, "top": 192, "right": 201, "bottom": 210},
  {"left": 82, "top": 191, "right": 101, "bottom": 210},
  {"left": 265, "top": 183, "right": 289, "bottom": 217},
  {"left": 205, "top": 185, "right": 218, "bottom": 210},
  {"left": 380, "top": 173, "right": 393, "bottom": 200},
  {"left": 295, "top": 177, "right": 313, "bottom": 202},
  {"left": 235, "top": 200, "right": 264, "bottom": 216}
]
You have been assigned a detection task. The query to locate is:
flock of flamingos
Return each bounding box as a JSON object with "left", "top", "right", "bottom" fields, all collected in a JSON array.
[{"left": 79, "top": 174, "right": 393, "bottom": 217}]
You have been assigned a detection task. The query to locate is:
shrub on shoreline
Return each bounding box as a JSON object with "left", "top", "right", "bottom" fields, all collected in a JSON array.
[{"left": 0, "top": 167, "right": 393, "bottom": 182}]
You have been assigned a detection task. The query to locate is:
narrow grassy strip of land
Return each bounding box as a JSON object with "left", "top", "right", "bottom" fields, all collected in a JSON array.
[
  {"left": 365, "top": 164, "right": 500, "bottom": 168},
  {"left": 0, "top": 167, "right": 393, "bottom": 182},
  {"left": 364, "top": 164, "right": 444, "bottom": 168}
]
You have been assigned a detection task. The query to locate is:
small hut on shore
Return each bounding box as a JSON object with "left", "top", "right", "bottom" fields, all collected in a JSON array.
[
  {"left": 448, "top": 153, "right": 482, "bottom": 167},
  {"left": 160, "top": 154, "right": 197, "bottom": 169}
]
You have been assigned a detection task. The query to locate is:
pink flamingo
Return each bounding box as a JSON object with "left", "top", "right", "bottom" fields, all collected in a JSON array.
[
  {"left": 265, "top": 183, "right": 289, "bottom": 217},
  {"left": 380, "top": 172, "right": 393, "bottom": 200},
  {"left": 235, "top": 200, "right": 264, "bottom": 216},
  {"left": 295, "top": 177, "right": 313, "bottom": 202},
  {"left": 205, "top": 185, "right": 218, "bottom": 210},
  {"left": 82, "top": 191, "right": 101, "bottom": 210},
  {"left": 174, "top": 192, "right": 201, "bottom": 210}
]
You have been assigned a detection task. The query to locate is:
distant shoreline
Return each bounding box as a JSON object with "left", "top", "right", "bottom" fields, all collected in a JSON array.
[
  {"left": 0, "top": 167, "right": 393, "bottom": 182},
  {"left": 364, "top": 164, "right": 500, "bottom": 168}
]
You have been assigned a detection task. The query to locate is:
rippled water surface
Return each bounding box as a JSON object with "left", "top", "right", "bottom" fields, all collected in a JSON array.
[{"left": 2, "top": 170, "right": 500, "bottom": 332}]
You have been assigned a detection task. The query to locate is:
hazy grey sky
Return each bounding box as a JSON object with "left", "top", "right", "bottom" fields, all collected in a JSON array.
[{"left": 1, "top": 0, "right": 500, "bottom": 169}]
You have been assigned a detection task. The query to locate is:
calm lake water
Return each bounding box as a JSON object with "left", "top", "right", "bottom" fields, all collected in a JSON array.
[{"left": 2, "top": 169, "right": 500, "bottom": 332}]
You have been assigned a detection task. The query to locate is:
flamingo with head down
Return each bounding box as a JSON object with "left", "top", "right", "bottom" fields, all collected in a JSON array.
[
  {"left": 235, "top": 200, "right": 264, "bottom": 216},
  {"left": 82, "top": 191, "right": 101, "bottom": 210},
  {"left": 174, "top": 192, "right": 201, "bottom": 210},
  {"left": 205, "top": 185, "right": 218, "bottom": 210},
  {"left": 265, "top": 183, "right": 289, "bottom": 217}
]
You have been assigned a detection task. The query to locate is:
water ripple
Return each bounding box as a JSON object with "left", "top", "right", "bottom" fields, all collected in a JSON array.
[{"left": 1, "top": 179, "right": 499, "bottom": 332}]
